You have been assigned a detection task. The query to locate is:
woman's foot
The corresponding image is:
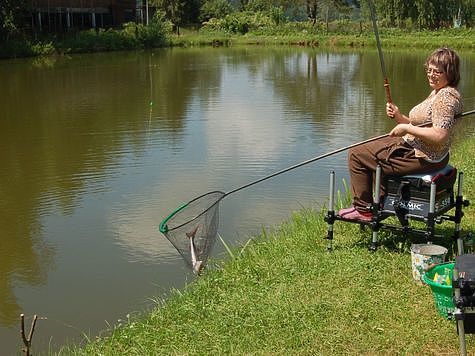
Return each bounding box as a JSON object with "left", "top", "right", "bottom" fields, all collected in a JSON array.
[
  {"left": 338, "top": 206, "right": 356, "bottom": 216},
  {"left": 340, "top": 209, "right": 372, "bottom": 222}
]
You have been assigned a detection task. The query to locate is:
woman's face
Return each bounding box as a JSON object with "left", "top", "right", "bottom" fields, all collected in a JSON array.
[{"left": 426, "top": 64, "right": 449, "bottom": 91}]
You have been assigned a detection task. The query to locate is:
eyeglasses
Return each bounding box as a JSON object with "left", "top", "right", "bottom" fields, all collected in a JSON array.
[{"left": 425, "top": 67, "right": 444, "bottom": 76}]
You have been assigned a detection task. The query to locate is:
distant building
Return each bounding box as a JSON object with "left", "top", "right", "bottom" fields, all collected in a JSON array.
[
  {"left": 135, "top": 0, "right": 156, "bottom": 26},
  {"left": 28, "top": 0, "right": 138, "bottom": 32}
]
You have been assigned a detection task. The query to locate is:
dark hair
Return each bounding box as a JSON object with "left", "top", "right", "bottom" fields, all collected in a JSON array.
[{"left": 425, "top": 47, "right": 460, "bottom": 87}]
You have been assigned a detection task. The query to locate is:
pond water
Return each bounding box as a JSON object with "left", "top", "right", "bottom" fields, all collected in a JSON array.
[{"left": 0, "top": 46, "right": 474, "bottom": 353}]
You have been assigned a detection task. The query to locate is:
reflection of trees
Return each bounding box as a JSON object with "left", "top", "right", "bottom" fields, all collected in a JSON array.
[
  {"left": 0, "top": 217, "right": 53, "bottom": 325},
  {"left": 250, "top": 48, "right": 437, "bottom": 137},
  {"left": 269, "top": 50, "right": 360, "bottom": 120},
  {"left": 0, "top": 49, "right": 223, "bottom": 326},
  {"left": 151, "top": 48, "right": 222, "bottom": 132},
  {"left": 358, "top": 50, "right": 428, "bottom": 113},
  {"left": 257, "top": 48, "right": 386, "bottom": 136}
]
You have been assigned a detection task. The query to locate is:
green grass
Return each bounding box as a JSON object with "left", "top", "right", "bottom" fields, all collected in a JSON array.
[
  {"left": 58, "top": 132, "right": 475, "bottom": 355},
  {"left": 171, "top": 27, "right": 474, "bottom": 50},
  {"left": 2, "top": 24, "right": 473, "bottom": 59}
]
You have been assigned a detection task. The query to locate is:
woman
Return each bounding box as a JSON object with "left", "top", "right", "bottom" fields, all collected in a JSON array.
[{"left": 339, "top": 47, "right": 463, "bottom": 221}]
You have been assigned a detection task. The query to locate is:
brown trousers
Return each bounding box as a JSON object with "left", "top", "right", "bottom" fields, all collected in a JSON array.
[{"left": 348, "top": 136, "right": 449, "bottom": 211}]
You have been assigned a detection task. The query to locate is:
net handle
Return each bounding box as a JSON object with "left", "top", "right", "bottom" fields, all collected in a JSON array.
[
  {"left": 225, "top": 132, "right": 387, "bottom": 197},
  {"left": 159, "top": 202, "right": 188, "bottom": 233}
]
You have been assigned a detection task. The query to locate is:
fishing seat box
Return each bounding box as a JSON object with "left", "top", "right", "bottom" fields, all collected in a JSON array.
[
  {"left": 382, "top": 165, "right": 457, "bottom": 218},
  {"left": 454, "top": 254, "right": 475, "bottom": 334}
]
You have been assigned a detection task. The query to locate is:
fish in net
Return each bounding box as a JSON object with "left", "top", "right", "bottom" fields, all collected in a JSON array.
[{"left": 159, "top": 191, "right": 225, "bottom": 274}]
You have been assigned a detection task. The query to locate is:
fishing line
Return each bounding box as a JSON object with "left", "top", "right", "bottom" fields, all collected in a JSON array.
[{"left": 147, "top": 53, "right": 154, "bottom": 141}]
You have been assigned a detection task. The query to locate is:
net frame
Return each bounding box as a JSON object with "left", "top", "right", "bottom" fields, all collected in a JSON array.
[{"left": 159, "top": 191, "right": 225, "bottom": 274}]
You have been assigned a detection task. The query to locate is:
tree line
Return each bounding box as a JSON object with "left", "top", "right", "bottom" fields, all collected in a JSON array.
[
  {"left": 1, "top": 0, "right": 474, "bottom": 41},
  {"left": 150, "top": 0, "right": 473, "bottom": 31}
]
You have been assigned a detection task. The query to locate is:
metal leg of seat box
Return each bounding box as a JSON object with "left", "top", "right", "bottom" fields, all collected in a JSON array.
[
  {"left": 453, "top": 264, "right": 467, "bottom": 356},
  {"left": 325, "top": 171, "right": 336, "bottom": 251},
  {"left": 424, "top": 181, "right": 437, "bottom": 243},
  {"left": 369, "top": 165, "right": 382, "bottom": 252},
  {"left": 455, "top": 172, "right": 465, "bottom": 256},
  {"left": 456, "top": 309, "right": 467, "bottom": 356}
]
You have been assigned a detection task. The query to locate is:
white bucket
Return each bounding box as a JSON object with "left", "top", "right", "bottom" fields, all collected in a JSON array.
[{"left": 411, "top": 244, "right": 448, "bottom": 284}]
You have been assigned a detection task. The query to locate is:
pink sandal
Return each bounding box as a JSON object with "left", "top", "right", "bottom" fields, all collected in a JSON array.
[{"left": 340, "top": 209, "right": 372, "bottom": 222}]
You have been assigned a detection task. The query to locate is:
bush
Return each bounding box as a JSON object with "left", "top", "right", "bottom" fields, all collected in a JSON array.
[
  {"left": 57, "top": 11, "right": 172, "bottom": 53},
  {"left": 199, "top": 0, "right": 234, "bottom": 22},
  {"left": 268, "top": 6, "right": 286, "bottom": 26},
  {"left": 244, "top": 0, "right": 271, "bottom": 12},
  {"left": 0, "top": 39, "right": 56, "bottom": 58},
  {"left": 31, "top": 41, "right": 55, "bottom": 56},
  {"left": 201, "top": 11, "right": 274, "bottom": 34},
  {"left": 146, "top": 10, "right": 173, "bottom": 46}
]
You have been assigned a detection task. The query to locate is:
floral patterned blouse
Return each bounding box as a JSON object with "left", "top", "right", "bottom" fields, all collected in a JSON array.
[{"left": 404, "top": 86, "right": 462, "bottom": 162}]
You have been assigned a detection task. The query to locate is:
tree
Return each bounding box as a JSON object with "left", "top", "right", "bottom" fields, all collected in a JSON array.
[
  {"left": 306, "top": 0, "right": 318, "bottom": 24},
  {"left": 304, "top": 0, "right": 355, "bottom": 24},
  {"left": 182, "top": 0, "right": 202, "bottom": 24},
  {"left": 152, "top": 0, "right": 186, "bottom": 33},
  {"left": 0, "top": 0, "right": 27, "bottom": 41},
  {"left": 243, "top": 0, "right": 274, "bottom": 11},
  {"left": 200, "top": 0, "right": 234, "bottom": 22},
  {"left": 459, "top": 0, "right": 475, "bottom": 26},
  {"left": 413, "top": 0, "right": 458, "bottom": 29},
  {"left": 371, "top": 0, "right": 469, "bottom": 29}
]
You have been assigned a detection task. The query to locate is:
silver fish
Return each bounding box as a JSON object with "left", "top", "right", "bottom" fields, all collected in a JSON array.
[{"left": 186, "top": 225, "right": 203, "bottom": 274}]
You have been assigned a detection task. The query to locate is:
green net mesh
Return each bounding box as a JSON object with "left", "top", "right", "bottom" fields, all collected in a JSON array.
[{"left": 159, "top": 191, "right": 225, "bottom": 273}]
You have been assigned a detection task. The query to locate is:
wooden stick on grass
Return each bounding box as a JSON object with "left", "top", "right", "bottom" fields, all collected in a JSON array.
[{"left": 20, "top": 314, "right": 38, "bottom": 356}]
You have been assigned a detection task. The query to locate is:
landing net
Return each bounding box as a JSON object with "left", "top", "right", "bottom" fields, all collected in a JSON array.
[{"left": 159, "top": 191, "right": 225, "bottom": 274}]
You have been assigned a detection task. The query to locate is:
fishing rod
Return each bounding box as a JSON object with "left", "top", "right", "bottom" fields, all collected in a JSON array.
[{"left": 368, "top": 0, "right": 392, "bottom": 104}]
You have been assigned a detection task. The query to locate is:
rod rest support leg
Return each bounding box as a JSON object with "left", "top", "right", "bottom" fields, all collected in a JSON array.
[
  {"left": 368, "top": 164, "right": 382, "bottom": 252},
  {"left": 325, "top": 171, "right": 336, "bottom": 251}
]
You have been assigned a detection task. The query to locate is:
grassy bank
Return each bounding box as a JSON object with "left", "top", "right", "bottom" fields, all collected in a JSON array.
[
  {"left": 0, "top": 15, "right": 171, "bottom": 59},
  {"left": 1, "top": 25, "right": 473, "bottom": 59},
  {"left": 59, "top": 131, "right": 475, "bottom": 354},
  {"left": 171, "top": 27, "right": 474, "bottom": 50}
]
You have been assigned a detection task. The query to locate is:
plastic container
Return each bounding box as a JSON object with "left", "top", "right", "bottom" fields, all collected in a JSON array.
[
  {"left": 411, "top": 244, "right": 448, "bottom": 283},
  {"left": 423, "top": 262, "right": 455, "bottom": 319}
]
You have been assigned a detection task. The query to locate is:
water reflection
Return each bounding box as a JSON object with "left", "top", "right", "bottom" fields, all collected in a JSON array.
[
  {"left": 0, "top": 47, "right": 473, "bottom": 353},
  {"left": 0, "top": 225, "right": 53, "bottom": 325}
]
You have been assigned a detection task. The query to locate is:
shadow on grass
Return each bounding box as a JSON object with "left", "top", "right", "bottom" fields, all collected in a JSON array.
[{"left": 342, "top": 218, "right": 473, "bottom": 260}]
